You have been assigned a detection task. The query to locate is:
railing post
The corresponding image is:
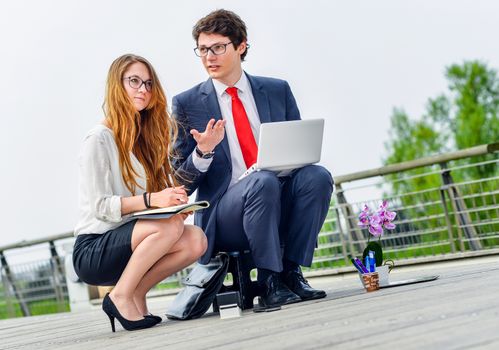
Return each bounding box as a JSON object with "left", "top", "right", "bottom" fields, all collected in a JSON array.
[
  {"left": 334, "top": 207, "right": 351, "bottom": 265},
  {"left": 1, "top": 267, "right": 16, "bottom": 318},
  {"left": 49, "top": 241, "right": 67, "bottom": 312},
  {"left": 440, "top": 162, "right": 482, "bottom": 250},
  {"left": 335, "top": 184, "right": 365, "bottom": 256},
  {"left": 439, "top": 188, "right": 456, "bottom": 253},
  {"left": 0, "top": 251, "right": 30, "bottom": 317},
  {"left": 445, "top": 185, "right": 465, "bottom": 252},
  {"left": 49, "top": 241, "right": 65, "bottom": 278}
]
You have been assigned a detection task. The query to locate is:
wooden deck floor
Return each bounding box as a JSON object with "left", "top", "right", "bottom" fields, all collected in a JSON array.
[{"left": 2, "top": 256, "right": 499, "bottom": 350}]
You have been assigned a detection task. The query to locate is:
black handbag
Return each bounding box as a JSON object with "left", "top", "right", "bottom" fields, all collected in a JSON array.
[{"left": 166, "top": 253, "right": 229, "bottom": 320}]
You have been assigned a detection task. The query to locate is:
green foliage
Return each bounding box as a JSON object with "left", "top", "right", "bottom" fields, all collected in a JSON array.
[
  {"left": 385, "top": 60, "right": 499, "bottom": 168},
  {"left": 153, "top": 281, "right": 181, "bottom": 290},
  {"left": 362, "top": 241, "right": 383, "bottom": 267},
  {"left": 383, "top": 60, "right": 499, "bottom": 251},
  {"left": 0, "top": 299, "right": 70, "bottom": 319},
  {"left": 446, "top": 62, "right": 499, "bottom": 150},
  {"left": 384, "top": 108, "right": 444, "bottom": 200},
  {"left": 384, "top": 60, "right": 499, "bottom": 196}
]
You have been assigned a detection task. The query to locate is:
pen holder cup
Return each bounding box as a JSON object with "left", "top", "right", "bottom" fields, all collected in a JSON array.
[
  {"left": 375, "top": 265, "right": 390, "bottom": 287},
  {"left": 361, "top": 272, "right": 380, "bottom": 292}
]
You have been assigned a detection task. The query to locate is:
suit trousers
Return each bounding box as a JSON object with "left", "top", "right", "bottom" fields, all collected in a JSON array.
[{"left": 215, "top": 165, "right": 333, "bottom": 272}]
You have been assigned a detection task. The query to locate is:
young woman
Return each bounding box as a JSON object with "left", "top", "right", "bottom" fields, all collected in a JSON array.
[{"left": 73, "top": 54, "right": 207, "bottom": 332}]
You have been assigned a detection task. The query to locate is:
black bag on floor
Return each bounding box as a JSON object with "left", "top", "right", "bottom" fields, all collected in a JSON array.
[{"left": 166, "top": 253, "right": 229, "bottom": 320}]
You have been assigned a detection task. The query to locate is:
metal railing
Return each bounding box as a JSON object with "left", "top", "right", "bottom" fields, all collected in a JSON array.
[
  {"left": 1, "top": 142, "right": 497, "bottom": 318},
  {"left": 309, "top": 142, "right": 499, "bottom": 273},
  {"left": 0, "top": 236, "right": 74, "bottom": 318}
]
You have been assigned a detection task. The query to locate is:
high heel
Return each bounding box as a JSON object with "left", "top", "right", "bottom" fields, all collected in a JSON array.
[
  {"left": 102, "top": 293, "right": 159, "bottom": 332},
  {"left": 107, "top": 314, "right": 116, "bottom": 332}
]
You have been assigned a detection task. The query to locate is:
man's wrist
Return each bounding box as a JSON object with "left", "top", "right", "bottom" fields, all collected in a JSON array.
[
  {"left": 196, "top": 145, "right": 214, "bottom": 154},
  {"left": 195, "top": 146, "right": 215, "bottom": 159}
]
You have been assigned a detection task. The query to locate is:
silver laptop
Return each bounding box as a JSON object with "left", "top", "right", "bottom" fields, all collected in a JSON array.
[{"left": 238, "top": 119, "right": 324, "bottom": 180}]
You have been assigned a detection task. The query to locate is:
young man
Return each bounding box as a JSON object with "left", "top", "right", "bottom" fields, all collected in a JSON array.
[{"left": 172, "top": 9, "right": 333, "bottom": 307}]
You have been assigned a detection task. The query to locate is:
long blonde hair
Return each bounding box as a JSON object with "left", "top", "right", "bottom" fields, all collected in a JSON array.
[{"left": 103, "top": 54, "right": 178, "bottom": 194}]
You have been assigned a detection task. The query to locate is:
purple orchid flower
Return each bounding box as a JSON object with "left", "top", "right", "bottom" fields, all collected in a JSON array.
[
  {"left": 368, "top": 214, "right": 383, "bottom": 237},
  {"left": 358, "top": 200, "right": 397, "bottom": 238},
  {"left": 378, "top": 200, "right": 397, "bottom": 230},
  {"left": 358, "top": 204, "right": 371, "bottom": 228}
]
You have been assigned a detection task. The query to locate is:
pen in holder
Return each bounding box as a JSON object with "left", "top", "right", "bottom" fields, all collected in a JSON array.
[{"left": 351, "top": 257, "right": 380, "bottom": 291}]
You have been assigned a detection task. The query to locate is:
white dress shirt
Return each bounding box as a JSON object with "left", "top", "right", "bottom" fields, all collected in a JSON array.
[
  {"left": 74, "top": 124, "right": 146, "bottom": 236},
  {"left": 192, "top": 72, "right": 261, "bottom": 187}
]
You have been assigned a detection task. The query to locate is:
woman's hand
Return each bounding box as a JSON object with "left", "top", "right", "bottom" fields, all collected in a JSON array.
[
  {"left": 190, "top": 118, "right": 226, "bottom": 153},
  {"left": 150, "top": 186, "right": 188, "bottom": 208}
]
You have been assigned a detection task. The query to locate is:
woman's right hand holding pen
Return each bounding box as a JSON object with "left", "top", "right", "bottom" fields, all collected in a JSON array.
[{"left": 149, "top": 186, "right": 188, "bottom": 208}]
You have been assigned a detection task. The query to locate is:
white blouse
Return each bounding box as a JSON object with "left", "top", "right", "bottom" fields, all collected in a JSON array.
[{"left": 74, "top": 124, "right": 146, "bottom": 236}]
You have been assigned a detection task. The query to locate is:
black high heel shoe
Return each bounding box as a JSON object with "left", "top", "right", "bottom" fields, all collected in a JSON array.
[
  {"left": 102, "top": 293, "right": 159, "bottom": 332},
  {"left": 145, "top": 313, "right": 162, "bottom": 323}
]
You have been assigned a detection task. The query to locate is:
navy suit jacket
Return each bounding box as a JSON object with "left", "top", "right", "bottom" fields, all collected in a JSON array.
[{"left": 172, "top": 73, "right": 301, "bottom": 264}]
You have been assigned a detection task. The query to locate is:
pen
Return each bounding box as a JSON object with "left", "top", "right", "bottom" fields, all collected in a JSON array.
[
  {"left": 368, "top": 250, "right": 376, "bottom": 273},
  {"left": 350, "top": 258, "right": 365, "bottom": 274},
  {"left": 354, "top": 257, "right": 369, "bottom": 273}
]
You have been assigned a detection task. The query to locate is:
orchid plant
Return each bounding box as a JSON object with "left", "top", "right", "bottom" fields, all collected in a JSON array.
[{"left": 358, "top": 200, "right": 397, "bottom": 266}]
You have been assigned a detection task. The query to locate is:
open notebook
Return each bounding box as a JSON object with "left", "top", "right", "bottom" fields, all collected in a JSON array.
[{"left": 132, "top": 200, "right": 210, "bottom": 220}]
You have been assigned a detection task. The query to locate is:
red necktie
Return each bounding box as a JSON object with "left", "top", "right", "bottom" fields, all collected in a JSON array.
[{"left": 226, "top": 87, "right": 258, "bottom": 168}]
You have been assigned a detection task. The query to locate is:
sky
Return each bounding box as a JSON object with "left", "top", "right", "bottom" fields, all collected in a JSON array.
[{"left": 1, "top": 0, "right": 499, "bottom": 248}]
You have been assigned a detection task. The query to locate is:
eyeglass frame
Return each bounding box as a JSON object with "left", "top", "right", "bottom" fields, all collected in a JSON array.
[
  {"left": 193, "top": 42, "right": 236, "bottom": 57},
  {"left": 123, "top": 76, "right": 153, "bottom": 92}
]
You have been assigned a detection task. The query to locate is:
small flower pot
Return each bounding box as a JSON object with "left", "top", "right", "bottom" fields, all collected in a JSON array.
[{"left": 361, "top": 272, "right": 380, "bottom": 292}]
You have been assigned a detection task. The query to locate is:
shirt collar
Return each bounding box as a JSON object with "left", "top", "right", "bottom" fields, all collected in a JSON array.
[{"left": 212, "top": 72, "right": 250, "bottom": 98}]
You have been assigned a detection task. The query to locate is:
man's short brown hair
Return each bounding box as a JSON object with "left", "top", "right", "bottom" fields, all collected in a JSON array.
[{"left": 192, "top": 9, "right": 249, "bottom": 61}]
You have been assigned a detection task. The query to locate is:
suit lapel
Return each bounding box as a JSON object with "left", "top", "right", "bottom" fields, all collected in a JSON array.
[
  {"left": 200, "top": 79, "right": 231, "bottom": 162},
  {"left": 246, "top": 73, "right": 271, "bottom": 124}
]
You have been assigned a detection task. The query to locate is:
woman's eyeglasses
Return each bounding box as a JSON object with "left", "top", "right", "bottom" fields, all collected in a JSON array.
[{"left": 123, "top": 76, "right": 153, "bottom": 92}]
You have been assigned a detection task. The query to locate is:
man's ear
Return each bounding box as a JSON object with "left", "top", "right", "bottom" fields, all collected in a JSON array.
[{"left": 237, "top": 41, "right": 247, "bottom": 55}]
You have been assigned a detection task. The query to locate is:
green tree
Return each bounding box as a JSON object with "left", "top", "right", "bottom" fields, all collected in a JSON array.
[
  {"left": 383, "top": 61, "right": 499, "bottom": 252},
  {"left": 385, "top": 60, "right": 499, "bottom": 168},
  {"left": 384, "top": 60, "right": 499, "bottom": 193}
]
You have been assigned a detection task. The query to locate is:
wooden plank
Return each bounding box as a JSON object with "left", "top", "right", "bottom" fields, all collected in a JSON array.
[{"left": 1, "top": 256, "right": 499, "bottom": 349}]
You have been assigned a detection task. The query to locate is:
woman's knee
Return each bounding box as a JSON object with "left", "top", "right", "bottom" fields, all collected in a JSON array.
[
  {"left": 184, "top": 225, "right": 207, "bottom": 258},
  {"left": 132, "top": 216, "right": 185, "bottom": 251},
  {"left": 154, "top": 216, "right": 185, "bottom": 242}
]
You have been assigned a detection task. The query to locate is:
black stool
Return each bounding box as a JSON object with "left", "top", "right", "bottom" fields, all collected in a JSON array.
[{"left": 215, "top": 250, "right": 259, "bottom": 310}]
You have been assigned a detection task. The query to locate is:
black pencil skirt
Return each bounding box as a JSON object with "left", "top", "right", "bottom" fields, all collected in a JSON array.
[{"left": 72, "top": 220, "right": 137, "bottom": 286}]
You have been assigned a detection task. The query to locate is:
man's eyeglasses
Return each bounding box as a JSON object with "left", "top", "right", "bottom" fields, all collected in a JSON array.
[
  {"left": 194, "top": 42, "right": 233, "bottom": 57},
  {"left": 123, "top": 76, "right": 153, "bottom": 92}
]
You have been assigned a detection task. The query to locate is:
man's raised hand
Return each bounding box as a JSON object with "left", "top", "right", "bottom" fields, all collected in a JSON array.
[{"left": 190, "top": 118, "right": 226, "bottom": 153}]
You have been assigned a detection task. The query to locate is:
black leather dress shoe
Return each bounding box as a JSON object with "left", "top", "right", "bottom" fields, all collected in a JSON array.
[
  {"left": 282, "top": 269, "right": 326, "bottom": 301},
  {"left": 259, "top": 273, "right": 301, "bottom": 307}
]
